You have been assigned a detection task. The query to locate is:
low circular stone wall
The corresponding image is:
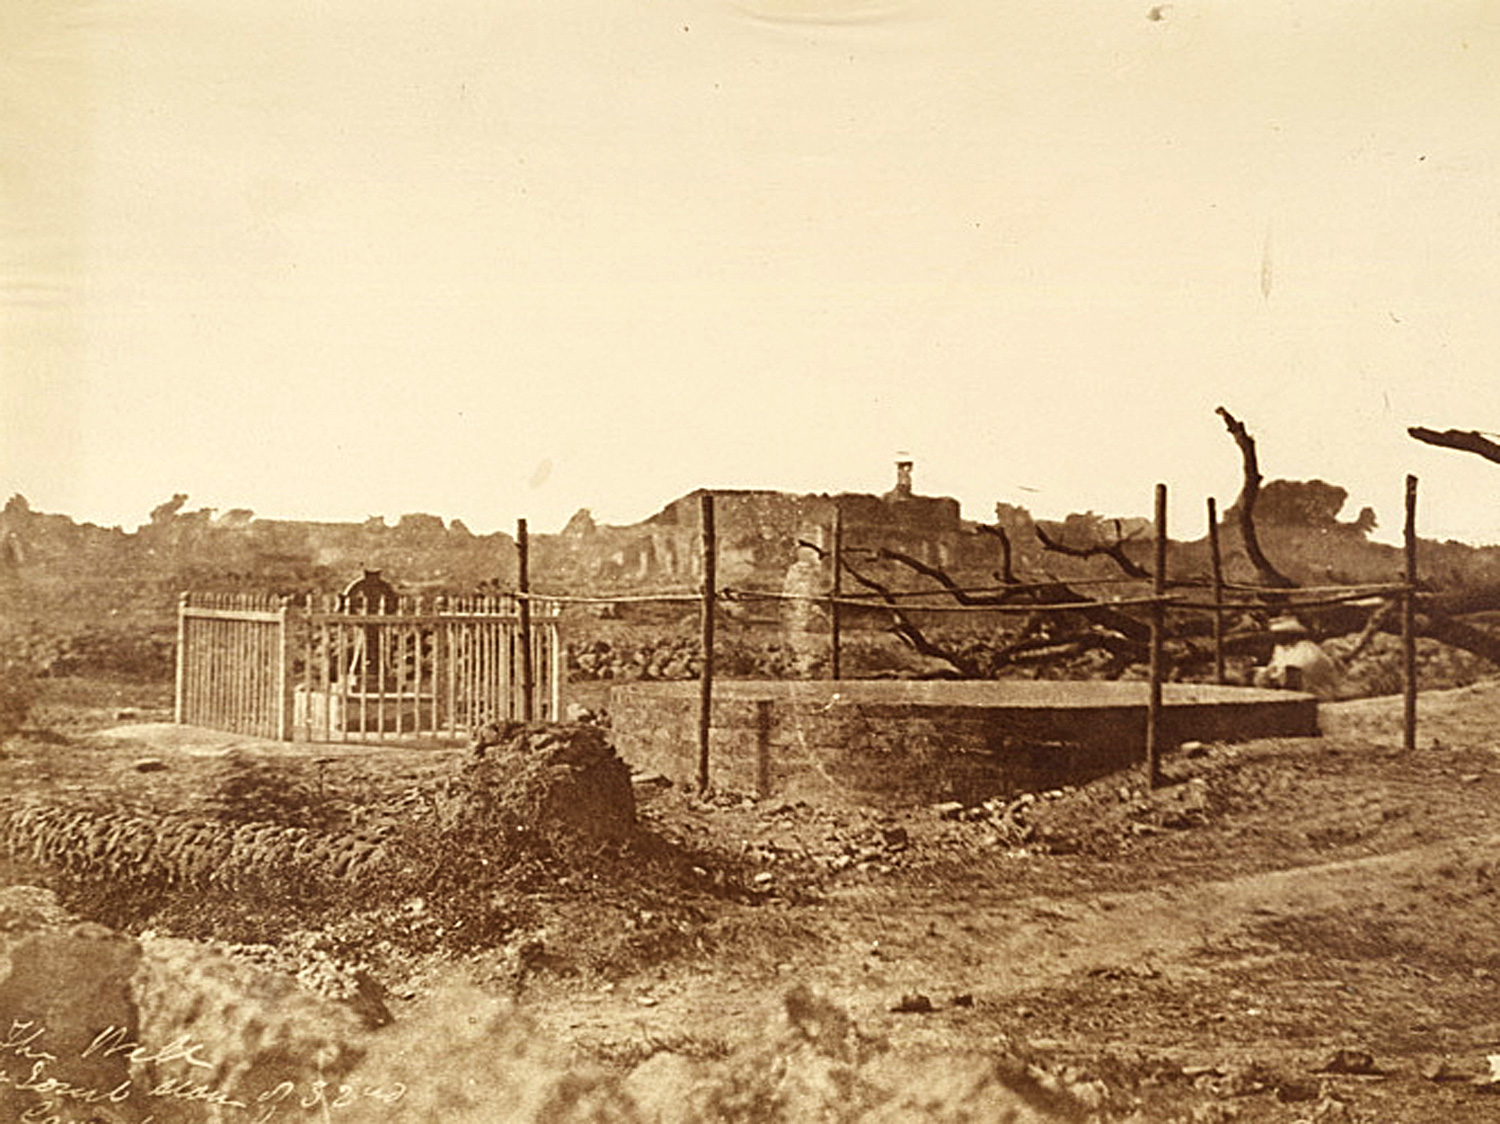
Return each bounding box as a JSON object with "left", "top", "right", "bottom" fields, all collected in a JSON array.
[{"left": 609, "top": 680, "right": 1319, "bottom": 808}]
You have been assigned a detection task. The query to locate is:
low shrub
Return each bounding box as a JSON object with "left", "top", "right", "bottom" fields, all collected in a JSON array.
[{"left": 0, "top": 660, "right": 38, "bottom": 742}]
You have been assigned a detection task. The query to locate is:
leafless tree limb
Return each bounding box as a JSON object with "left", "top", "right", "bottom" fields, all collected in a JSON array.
[
  {"left": 1033, "top": 520, "right": 1151, "bottom": 580},
  {"left": 978, "top": 523, "right": 1016, "bottom": 584},
  {"left": 1408, "top": 426, "right": 1500, "bottom": 466},
  {"left": 1217, "top": 406, "right": 1297, "bottom": 590}
]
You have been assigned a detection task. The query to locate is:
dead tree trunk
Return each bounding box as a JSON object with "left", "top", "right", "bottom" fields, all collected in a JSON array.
[{"left": 1217, "top": 406, "right": 1297, "bottom": 589}]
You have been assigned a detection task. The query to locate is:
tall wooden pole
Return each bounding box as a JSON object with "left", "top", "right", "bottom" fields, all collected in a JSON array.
[
  {"left": 1146, "top": 483, "right": 1168, "bottom": 789},
  {"left": 517, "top": 517, "right": 534, "bottom": 722},
  {"left": 698, "top": 493, "right": 717, "bottom": 794},
  {"left": 1207, "top": 497, "right": 1226, "bottom": 685},
  {"left": 830, "top": 506, "right": 843, "bottom": 681},
  {"left": 1402, "top": 475, "right": 1418, "bottom": 751},
  {"left": 277, "top": 595, "right": 294, "bottom": 741},
  {"left": 174, "top": 592, "right": 188, "bottom": 726}
]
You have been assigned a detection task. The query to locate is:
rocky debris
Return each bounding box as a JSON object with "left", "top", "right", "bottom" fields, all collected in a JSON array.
[
  {"left": 889, "top": 992, "right": 935, "bottom": 1014},
  {"left": 622, "top": 985, "right": 1093, "bottom": 1123},
  {"left": 1475, "top": 1055, "right": 1500, "bottom": 1089},
  {"left": 631, "top": 769, "right": 673, "bottom": 791},
  {"left": 564, "top": 702, "right": 605, "bottom": 724},
  {"left": 201, "top": 933, "right": 393, "bottom": 1027},
  {"left": 1313, "top": 1048, "right": 1382, "bottom": 1075},
  {"left": 1419, "top": 1056, "right": 1479, "bottom": 1082},
  {"left": 132, "top": 756, "right": 167, "bottom": 772},
  {"left": 567, "top": 635, "right": 820, "bottom": 684}
]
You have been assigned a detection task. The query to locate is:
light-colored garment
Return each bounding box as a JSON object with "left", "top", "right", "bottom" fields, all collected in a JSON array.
[{"left": 1255, "top": 639, "right": 1342, "bottom": 700}]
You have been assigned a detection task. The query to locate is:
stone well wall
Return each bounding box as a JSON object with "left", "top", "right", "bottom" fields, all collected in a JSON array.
[{"left": 610, "top": 680, "right": 1319, "bottom": 808}]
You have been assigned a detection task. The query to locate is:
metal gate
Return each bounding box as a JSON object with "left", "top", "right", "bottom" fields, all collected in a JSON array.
[{"left": 176, "top": 592, "right": 561, "bottom": 742}]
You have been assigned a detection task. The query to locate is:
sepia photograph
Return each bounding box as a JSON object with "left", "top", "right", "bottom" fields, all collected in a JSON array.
[{"left": 4, "top": 1, "right": 1500, "bottom": 1120}]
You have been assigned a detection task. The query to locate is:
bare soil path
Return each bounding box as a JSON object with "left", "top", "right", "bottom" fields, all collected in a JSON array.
[{"left": 518, "top": 682, "right": 1500, "bottom": 1121}]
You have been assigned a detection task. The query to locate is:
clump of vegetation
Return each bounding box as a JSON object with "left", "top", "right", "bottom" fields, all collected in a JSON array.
[
  {"left": 205, "top": 751, "right": 348, "bottom": 831},
  {"left": 0, "top": 668, "right": 36, "bottom": 742},
  {"left": 0, "top": 646, "right": 39, "bottom": 742}
]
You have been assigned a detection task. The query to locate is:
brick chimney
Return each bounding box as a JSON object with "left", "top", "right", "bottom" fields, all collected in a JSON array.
[{"left": 894, "top": 459, "right": 914, "bottom": 498}]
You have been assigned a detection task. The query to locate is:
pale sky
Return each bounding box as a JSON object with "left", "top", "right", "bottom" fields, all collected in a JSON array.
[{"left": 5, "top": 0, "right": 1500, "bottom": 543}]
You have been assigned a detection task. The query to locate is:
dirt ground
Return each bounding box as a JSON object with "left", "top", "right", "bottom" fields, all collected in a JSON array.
[{"left": 8, "top": 677, "right": 1500, "bottom": 1121}]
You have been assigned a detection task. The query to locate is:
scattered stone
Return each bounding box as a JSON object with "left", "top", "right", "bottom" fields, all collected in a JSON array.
[
  {"left": 1216, "top": 1060, "right": 1272, "bottom": 1095},
  {"left": 1183, "top": 776, "right": 1210, "bottom": 812},
  {"left": 1181, "top": 740, "right": 1208, "bottom": 757},
  {"left": 951, "top": 993, "right": 974, "bottom": 1008},
  {"left": 115, "top": 707, "right": 141, "bottom": 720},
  {"left": 1314, "top": 1048, "right": 1380, "bottom": 1075},
  {"left": 132, "top": 757, "right": 167, "bottom": 773},
  {"left": 1419, "top": 1057, "right": 1474, "bottom": 1082},
  {"left": 1474, "top": 1054, "right": 1500, "bottom": 1089},
  {"left": 1309, "top": 1095, "right": 1351, "bottom": 1119},
  {"left": 890, "top": 993, "right": 935, "bottom": 1014},
  {"left": 1275, "top": 1079, "right": 1320, "bottom": 1102},
  {"left": 752, "top": 872, "right": 774, "bottom": 885}
]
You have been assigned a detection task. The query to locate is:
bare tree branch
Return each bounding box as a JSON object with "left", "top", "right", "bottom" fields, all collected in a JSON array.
[
  {"left": 836, "top": 557, "right": 979, "bottom": 676},
  {"left": 1408, "top": 426, "right": 1500, "bottom": 466},
  {"left": 1216, "top": 406, "right": 1298, "bottom": 590},
  {"left": 978, "top": 523, "right": 1016, "bottom": 584},
  {"left": 865, "top": 545, "right": 1154, "bottom": 644},
  {"left": 868, "top": 547, "right": 1022, "bottom": 606},
  {"left": 1343, "top": 600, "right": 1396, "bottom": 664},
  {"left": 1033, "top": 520, "right": 1151, "bottom": 580}
]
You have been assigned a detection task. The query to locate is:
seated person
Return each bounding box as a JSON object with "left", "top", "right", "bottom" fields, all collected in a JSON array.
[{"left": 1253, "top": 616, "right": 1342, "bottom": 700}]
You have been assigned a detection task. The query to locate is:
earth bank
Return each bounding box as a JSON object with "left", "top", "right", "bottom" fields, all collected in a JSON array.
[{"left": 4, "top": 678, "right": 1500, "bottom": 1121}]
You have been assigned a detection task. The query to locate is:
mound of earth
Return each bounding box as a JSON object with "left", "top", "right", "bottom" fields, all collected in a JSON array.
[{"left": 467, "top": 720, "right": 637, "bottom": 843}]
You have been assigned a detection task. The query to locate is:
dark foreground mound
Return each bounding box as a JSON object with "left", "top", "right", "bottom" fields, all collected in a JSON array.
[{"left": 0, "top": 885, "right": 1094, "bottom": 1123}]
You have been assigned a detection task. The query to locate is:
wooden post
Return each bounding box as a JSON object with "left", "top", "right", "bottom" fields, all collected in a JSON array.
[
  {"left": 1403, "top": 474, "right": 1418, "bottom": 751},
  {"left": 698, "top": 493, "right": 717, "bottom": 795},
  {"left": 830, "top": 506, "right": 843, "bottom": 681},
  {"left": 277, "top": 596, "right": 294, "bottom": 741},
  {"left": 1207, "top": 497, "right": 1226, "bottom": 685},
  {"left": 518, "top": 517, "right": 535, "bottom": 722},
  {"left": 755, "top": 698, "right": 773, "bottom": 798},
  {"left": 302, "top": 593, "right": 315, "bottom": 743},
  {"left": 1146, "top": 483, "right": 1168, "bottom": 788},
  {"left": 174, "top": 592, "right": 188, "bottom": 725}
]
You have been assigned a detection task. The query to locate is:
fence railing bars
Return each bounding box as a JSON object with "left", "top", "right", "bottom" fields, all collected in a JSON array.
[{"left": 177, "top": 590, "right": 561, "bottom": 744}]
